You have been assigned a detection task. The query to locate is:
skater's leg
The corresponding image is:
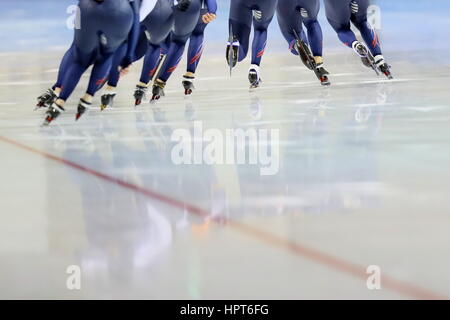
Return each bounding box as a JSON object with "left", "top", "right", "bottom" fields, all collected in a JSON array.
[
  {"left": 37, "top": 44, "right": 75, "bottom": 108},
  {"left": 138, "top": 0, "right": 179, "bottom": 86},
  {"left": 251, "top": 0, "right": 277, "bottom": 65},
  {"left": 75, "top": 52, "right": 114, "bottom": 118},
  {"left": 350, "top": 0, "right": 382, "bottom": 56},
  {"left": 161, "top": 35, "right": 171, "bottom": 55},
  {"left": 44, "top": 0, "right": 135, "bottom": 124},
  {"left": 229, "top": 0, "right": 252, "bottom": 60},
  {"left": 100, "top": 23, "right": 148, "bottom": 110},
  {"left": 186, "top": 22, "right": 207, "bottom": 74},
  {"left": 158, "top": 37, "right": 188, "bottom": 83},
  {"left": 106, "top": 42, "right": 128, "bottom": 89},
  {"left": 57, "top": 54, "right": 91, "bottom": 103},
  {"left": 324, "top": 0, "right": 357, "bottom": 48},
  {"left": 134, "top": 27, "right": 151, "bottom": 61},
  {"left": 154, "top": 0, "right": 201, "bottom": 92},
  {"left": 326, "top": 18, "right": 357, "bottom": 48},
  {"left": 301, "top": 0, "right": 323, "bottom": 57},
  {"left": 86, "top": 53, "right": 114, "bottom": 98},
  {"left": 53, "top": 43, "right": 75, "bottom": 94},
  {"left": 139, "top": 43, "right": 163, "bottom": 85},
  {"left": 276, "top": 0, "right": 306, "bottom": 56},
  {"left": 303, "top": 19, "right": 323, "bottom": 57},
  {"left": 251, "top": 24, "right": 268, "bottom": 66},
  {"left": 351, "top": 0, "right": 391, "bottom": 77}
]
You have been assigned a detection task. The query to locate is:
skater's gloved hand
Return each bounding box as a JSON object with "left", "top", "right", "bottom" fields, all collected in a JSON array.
[
  {"left": 176, "top": 0, "right": 191, "bottom": 12},
  {"left": 202, "top": 12, "right": 216, "bottom": 23}
]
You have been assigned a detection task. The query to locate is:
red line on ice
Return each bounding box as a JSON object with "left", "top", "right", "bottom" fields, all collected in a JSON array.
[{"left": 0, "top": 135, "right": 447, "bottom": 300}]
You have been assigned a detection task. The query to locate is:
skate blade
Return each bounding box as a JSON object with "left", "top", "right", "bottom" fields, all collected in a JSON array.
[
  {"left": 320, "top": 77, "right": 331, "bottom": 86},
  {"left": 75, "top": 113, "right": 84, "bottom": 121},
  {"left": 150, "top": 95, "right": 161, "bottom": 103},
  {"left": 42, "top": 117, "right": 53, "bottom": 127},
  {"left": 227, "top": 49, "right": 238, "bottom": 76}
]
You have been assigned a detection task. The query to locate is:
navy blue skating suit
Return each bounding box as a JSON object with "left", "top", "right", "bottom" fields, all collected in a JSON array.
[
  {"left": 229, "top": 0, "right": 277, "bottom": 66},
  {"left": 53, "top": 0, "right": 139, "bottom": 101},
  {"left": 324, "top": 0, "right": 382, "bottom": 56},
  {"left": 277, "top": 0, "right": 323, "bottom": 58}
]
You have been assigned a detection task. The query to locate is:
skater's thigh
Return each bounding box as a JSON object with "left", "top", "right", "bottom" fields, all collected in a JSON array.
[
  {"left": 276, "top": 1, "right": 301, "bottom": 36},
  {"left": 253, "top": 16, "right": 274, "bottom": 31},
  {"left": 298, "top": 0, "right": 320, "bottom": 19},
  {"left": 143, "top": 3, "right": 174, "bottom": 45},
  {"left": 173, "top": 0, "right": 202, "bottom": 40},
  {"left": 134, "top": 28, "right": 149, "bottom": 61},
  {"left": 277, "top": 0, "right": 297, "bottom": 24},
  {"left": 75, "top": 1, "right": 102, "bottom": 54},
  {"left": 74, "top": 27, "right": 98, "bottom": 56},
  {"left": 354, "top": 0, "right": 370, "bottom": 12},
  {"left": 352, "top": 0, "right": 370, "bottom": 21},
  {"left": 191, "top": 8, "right": 208, "bottom": 34},
  {"left": 253, "top": 0, "right": 277, "bottom": 28},
  {"left": 101, "top": 22, "right": 133, "bottom": 54},
  {"left": 230, "top": 0, "right": 252, "bottom": 29},
  {"left": 323, "top": 0, "right": 351, "bottom": 24},
  {"left": 327, "top": 17, "right": 351, "bottom": 33},
  {"left": 77, "top": 0, "right": 133, "bottom": 55}
]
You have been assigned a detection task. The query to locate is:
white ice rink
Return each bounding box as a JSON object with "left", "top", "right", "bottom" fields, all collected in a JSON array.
[
  {"left": 1, "top": 0, "right": 450, "bottom": 301},
  {"left": 1, "top": 47, "right": 450, "bottom": 299}
]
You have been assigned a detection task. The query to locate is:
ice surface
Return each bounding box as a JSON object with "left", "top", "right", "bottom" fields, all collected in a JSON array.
[{"left": 0, "top": 0, "right": 450, "bottom": 300}]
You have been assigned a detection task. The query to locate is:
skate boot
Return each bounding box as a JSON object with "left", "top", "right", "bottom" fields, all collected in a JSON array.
[
  {"left": 315, "top": 63, "right": 331, "bottom": 86},
  {"left": 374, "top": 55, "right": 393, "bottom": 80},
  {"left": 75, "top": 98, "right": 91, "bottom": 121},
  {"left": 248, "top": 64, "right": 262, "bottom": 89},
  {"left": 352, "top": 41, "right": 380, "bottom": 75},
  {"left": 36, "top": 88, "right": 57, "bottom": 109},
  {"left": 100, "top": 91, "right": 116, "bottom": 111},
  {"left": 226, "top": 35, "right": 240, "bottom": 73},
  {"left": 151, "top": 79, "right": 166, "bottom": 102},
  {"left": 379, "top": 63, "right": 393, "bottom": 80},
  {"left": 182, "top": 74, "right": 195, "bottom": 95},
  {"left": 352, "top": 41, "right": 371, "bottom": 67},
  {"left": 43, "top": 102, "right": 65, "bottom": 126},
  {"left": 134, "top": 84, "right": 148, "bottom": 106},
  {"left": 352, "top": 41, "right": 369, "bottom": 58}
]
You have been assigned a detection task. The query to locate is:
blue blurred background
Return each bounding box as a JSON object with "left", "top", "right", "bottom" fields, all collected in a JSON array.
[{"left": 1, "top": 0, "right": 449, "bottom": 56}]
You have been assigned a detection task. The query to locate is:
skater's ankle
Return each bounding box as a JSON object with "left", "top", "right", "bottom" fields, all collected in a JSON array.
[
  {"left": 55, "top": 99, "right": 65, "bottom": 108},
  {"left": 82, "top": 94, "right": 93, "bottom": 104},
  {"left": 105, "top": 85, "right": 116, "bottom": 92},
  {"left": 249, "top": 64, "right": 260, "bottom": 72},
  {"left": 137, "top": 81, "right": 149, "bottom": 88},
  {"left": 155, "top": 79, "right": 166, "bottom": 87},
  {"left": 54, "top": 87, "right": 61, "bottom": 96},
  {"left": 314, "top": 56, "right": 323, "bottom": 65},
  {"left": 374, "top": 55, "right": 385, "bottom": 66},
  {"left": 184, "top": 72, "right": 195, "bottom": 79}
]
